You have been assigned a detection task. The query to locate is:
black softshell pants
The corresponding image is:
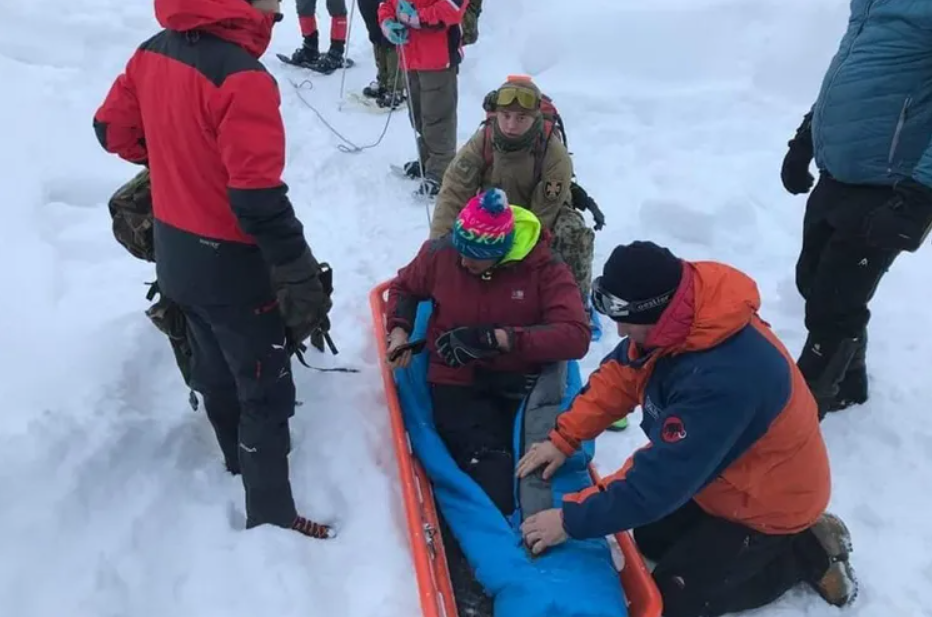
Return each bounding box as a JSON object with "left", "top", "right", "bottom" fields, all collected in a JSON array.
[
  {"left": 182, "top": 300, "right": 298, "bottom": 529},
  {"left": 634, "top": 500, "right": 827, "bottom": 617},
  {"left": 794, "top": 173, "right": 900, "bottom": 415},
  {"left": 430, "top": 382, "right": 523, "bottom": 617}
]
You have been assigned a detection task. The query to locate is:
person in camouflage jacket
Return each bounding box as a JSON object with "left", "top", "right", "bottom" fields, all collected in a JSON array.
[{"left": 429, "top": 76, "right": 595, "bottom": 308}]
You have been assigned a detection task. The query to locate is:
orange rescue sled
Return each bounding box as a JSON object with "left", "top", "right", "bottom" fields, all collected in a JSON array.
[{"left": 369, "top": 281, "right": 663, "bottom": 617}]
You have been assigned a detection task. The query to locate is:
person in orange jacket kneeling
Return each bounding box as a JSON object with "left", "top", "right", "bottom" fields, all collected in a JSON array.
[{"left": 516, "top": 241, "right": 858, "bottom": 617}]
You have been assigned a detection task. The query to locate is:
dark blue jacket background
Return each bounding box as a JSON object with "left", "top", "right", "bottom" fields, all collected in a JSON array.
[{"left": 811, "top": 0, "right": 932, "bottom": 187}]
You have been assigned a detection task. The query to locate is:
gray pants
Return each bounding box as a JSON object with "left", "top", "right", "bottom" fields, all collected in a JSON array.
[{"left": 408, "top": 68, "right": 458, "bottom": 182}]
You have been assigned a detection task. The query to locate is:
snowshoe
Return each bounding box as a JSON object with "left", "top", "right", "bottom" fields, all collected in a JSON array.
[
  {"left": 414, "top": 177, "right": 441, "bottom": 199},
  {"left": 402, "top": 160, "right": 422, "bottom": 179},
  {"left": 310, "top": 50, "right": 355, "bottom": 75},
  {"left": 278, "top": 45, "right": 320, "bottom": 69},
  {"left": 363, "top": 81, "right": 385, "bottom": 99},
  {"left": 376, "top": 89, "right": 407, "bottom": 110}
]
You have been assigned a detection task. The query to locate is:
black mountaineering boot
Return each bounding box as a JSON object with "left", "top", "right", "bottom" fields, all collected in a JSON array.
[{"left": 797, "top": 334, "right": 861, "bottom": 421}]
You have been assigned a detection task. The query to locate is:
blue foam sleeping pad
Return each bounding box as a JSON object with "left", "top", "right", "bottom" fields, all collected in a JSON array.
[{"left": 393, "top": 301, "right": 628, "bottom": 617}]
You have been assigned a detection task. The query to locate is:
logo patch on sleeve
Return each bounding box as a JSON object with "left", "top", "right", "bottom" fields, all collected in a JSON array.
[
  {"left": 544, "top": 180, "right": 563, "bottom": 199},
  {"left": 661, "top": 416, "right": 687, "bottom": 444}
]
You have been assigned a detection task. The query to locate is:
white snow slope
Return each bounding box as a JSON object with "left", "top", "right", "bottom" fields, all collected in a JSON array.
[{"left": 2, "top": 0, "right": 931, "bottom": 615}]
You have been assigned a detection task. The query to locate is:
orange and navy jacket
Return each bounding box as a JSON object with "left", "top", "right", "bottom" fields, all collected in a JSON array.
[
  {"left": 377, "top": 0, "right": 468, "bottom": 72},
  {"left": 93, "top": 0, "right": 309, "bottom": 305},
  {"left": 552, "top": 261, "right": 831, "bottom": 539}
]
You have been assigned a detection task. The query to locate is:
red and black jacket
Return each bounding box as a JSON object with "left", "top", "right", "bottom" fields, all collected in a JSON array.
[
  {"left": 94, "top": 0, "right": 309, "bottom": 305},
  {"left": 377, "top": 0, "right": 468, "bottom": 72}
]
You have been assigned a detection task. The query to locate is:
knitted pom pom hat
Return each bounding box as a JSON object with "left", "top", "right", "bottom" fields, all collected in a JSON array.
[{"left": 452, "top": 188, "right": 516, "bottom": 260}]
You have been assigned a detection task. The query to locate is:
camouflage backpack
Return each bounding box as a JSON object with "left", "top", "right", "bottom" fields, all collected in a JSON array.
[
  {"left": 479, "top": 89, "right": 606, "bottom": 230},
  {"left": 107, "top": 168, "right": 155, "bottom": 262}
]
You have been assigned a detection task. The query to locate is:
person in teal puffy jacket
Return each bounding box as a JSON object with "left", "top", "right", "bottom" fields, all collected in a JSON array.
[{"left": 781, "top": 0, "right": 932, "bottom": 420}]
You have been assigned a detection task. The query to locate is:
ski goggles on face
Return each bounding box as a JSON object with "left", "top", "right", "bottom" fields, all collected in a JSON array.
[
  {"left": 590, "top": 276, "right": 676, "bottom": 321},
  {"left": 495, "top": 86, "right": 540, "bottom": 111}
]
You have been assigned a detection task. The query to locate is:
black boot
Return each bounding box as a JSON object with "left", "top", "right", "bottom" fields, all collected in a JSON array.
[
  {"left": 797, "top": 334, "right": 862, "bottom": 421},
  {"left": 289, "top": 34, "right": 320, "bottom": 68},
  {"left": 827, "top": 330, "right": 868, "bottom": 412},
  {"left": 313, "top": 42, "right": 352, "bottom": 75}
]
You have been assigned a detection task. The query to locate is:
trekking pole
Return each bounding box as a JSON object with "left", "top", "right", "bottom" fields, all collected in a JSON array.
[
  {"left": 337, "top": 0, "right": 358, "bottom": 110},
  {"left": 397, "top": 44, "right": 432, "bottom": 225}
]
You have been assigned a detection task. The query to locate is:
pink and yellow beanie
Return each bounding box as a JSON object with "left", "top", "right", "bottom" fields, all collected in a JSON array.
[{"left": 452, "top": 188, "right": 516, "bottom": 260}]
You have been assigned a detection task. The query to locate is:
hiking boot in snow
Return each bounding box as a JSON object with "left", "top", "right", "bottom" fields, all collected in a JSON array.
[
  {"left": 289, "top": 35, "right": 320, "bottom": 68},
  {"left": 826, "top": 330, "right": 868, "bottom": 412},
  {"left": 363, "top": 80, "right": 385, "bottom": 99},
  {"left": 800, "top": 513, "right": 858, "bottom": 607},
  {"left": 414, "top": 177, "right": 441, "bottom": 198},
  {"left": 313, "top": 48, "right": 352, "bottom": 75},
  {"left": 376, "top": 89, "right": 407, "bottom": 110},
  {"left": 402, "top": 160, "right": 422, "bottom": 179},
  {"left": 292, "top": 515, "right": 337, "bottom": 539},
  {"left": 797, "top": 334, "right": 861, "bottom": 420}
]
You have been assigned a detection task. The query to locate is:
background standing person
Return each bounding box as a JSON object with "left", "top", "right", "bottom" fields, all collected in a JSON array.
[
  {"left": 287, "top": 0, "right": 351, "bottom": 73},
  {"left": 357, "top": 0, "right": 407, "bottom": 108},
  {"left": 378, "top": 0, "right": 468, "bottom": 198},
  {"left": 780, "top": 0, "right": 932, "bottom": 419},
  {"left": 93, "top": 0, "right": 336, "bottom": 539}
]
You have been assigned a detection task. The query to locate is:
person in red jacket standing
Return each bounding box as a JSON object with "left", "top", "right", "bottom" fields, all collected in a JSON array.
[
  {"left": 378, "top": 0, "right": 468, "bottom": 197},
  {"left": 93, "top": 0, "right": 335, "bottom": 539},
  {"left": 385, "top": 188, "right": 590, "bottom": 614}
]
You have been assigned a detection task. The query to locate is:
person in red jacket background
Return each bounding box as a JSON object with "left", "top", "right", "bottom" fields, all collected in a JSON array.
[
  {"left": 517, "top": 241, "right": 858, "bottom": 616},
  {"left": 378, "top": 0, "right": 468, "bottom": 197},
  {"left": 93, "top": 0, "right": 334, "bottom": 539},
  {"left": 385, "top": 188, "right": 590, "bottom": 613}
]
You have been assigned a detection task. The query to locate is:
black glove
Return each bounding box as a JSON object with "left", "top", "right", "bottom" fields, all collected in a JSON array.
[
  {"left": 270, "top": 248, "right": 333, "bottom": 348},
  {"left": 570, "top": 181, "right": 605, "bottom": 231},
  {"left": 436, "top": 326, "right": 506, "bottom": 368},
  {"left": 781, "top": 112, "right": 815, "bottom": 195},
  {"left": 864, "top": 178, "right": 932, "bottom": 252}
]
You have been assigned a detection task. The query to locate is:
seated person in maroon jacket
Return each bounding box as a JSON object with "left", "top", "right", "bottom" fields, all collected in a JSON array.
[
  {"left": 385, "top": 188, "right": 590, "bottom": 514},
  {"left": 385, "top": 188, "right": 590, "bottom": 611}
]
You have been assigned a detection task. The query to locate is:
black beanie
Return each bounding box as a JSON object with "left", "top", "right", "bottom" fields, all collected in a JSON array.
[{"left": 599, "top": 241, "right": 683, "bottom": 324}]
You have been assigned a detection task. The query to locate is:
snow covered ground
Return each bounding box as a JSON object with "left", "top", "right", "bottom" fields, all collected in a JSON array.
[{"left": 1, "top": 0, "right": 931, "bottom": 615}]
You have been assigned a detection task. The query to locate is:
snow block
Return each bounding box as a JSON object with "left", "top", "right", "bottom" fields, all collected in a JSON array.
[{"left": 393, "top": 301, "right": 628, "bottom": 617}]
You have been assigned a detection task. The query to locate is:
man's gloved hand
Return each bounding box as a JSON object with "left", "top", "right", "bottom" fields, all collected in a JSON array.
[
  {"left": 781, "top": 112, "right": 815, "bottom": 195},
  {"left": 864, "top": 178, "right": 932, "bottom": 252},
  {"left": 270, "top": 248, "right": 333, "bottom": 348},
  {"left": 436, "top": 325, "right": 508, "bottom": 368},
  {"left": 381, "top": 18, "right": 409, "bottom": 44},
  {"left": 396, "top": 0, "right": 421, "bottom": 28}
]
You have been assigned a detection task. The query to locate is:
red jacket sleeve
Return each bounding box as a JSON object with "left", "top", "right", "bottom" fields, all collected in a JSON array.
[
  {"left": 211, "top": 70, "right": 309, "bottom": 266},
  {"left": 377, "top": 0, "right": 398, "bottom": 24},
  {"left": 386, "top": 240, "right": 438, "bottom": 333},
  {"left": 509, "top": 258, "right": 590, "bottom": 364},
  {"left": 417, "top": 0, "right": 468, "bottom": 26},
  {"left": 548, "top": 351, "right": 641, "bottom": 456},
  {"left": 93, "top": 54, "right": 147, "bottom": 164}
]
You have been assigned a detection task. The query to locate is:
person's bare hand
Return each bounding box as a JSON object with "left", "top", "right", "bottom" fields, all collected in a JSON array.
[
  {"left": 386, "top": 327, "right": 412, "bottom": 369},
  {"left": 521, "top": 508, "right": 568, "bottom": 556},
  {"left": 516, "top": 440, "right": 567, "bottom": 480}
]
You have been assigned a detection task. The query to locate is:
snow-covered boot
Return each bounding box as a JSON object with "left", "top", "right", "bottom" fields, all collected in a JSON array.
[
  {"left": 801, "top": 513, "right": 858, "bottom": 607},
  {"left": 827, "top": 330, "right": 868, "bottom": 412},
  {"left": 288, "top": 34, "right": 320, "bottom": 68},
  {"left": 376, "top": 88, "right": 407, "bottom": 109},
  {"left": 313, "top": 45, "right": 351, "bottom": 75},
  {"left": 363, "top": 80, "right": 385, "bottom": 99},
  {"left": 401, "top": 160, "right": 422, "bottom": 179},
  {"left": 414, "top": 177, "right": 441, "bottom": 198},
  {"left": 292, "top": 515, "right": 337, "bottom": 539},
  {"left": 796, "top": 334, "right": 861, "bottom": 420}
]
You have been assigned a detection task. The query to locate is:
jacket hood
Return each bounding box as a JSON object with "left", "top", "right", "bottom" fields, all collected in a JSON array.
[
  {"left": 154, "top": 0, "right": 274, "bottom": 58},
  {"left": 646, "top": 261, "right": 760, "bottom": 353},
  {"left": 499, "top": 205, "right": 544, "bottom": 265}
]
